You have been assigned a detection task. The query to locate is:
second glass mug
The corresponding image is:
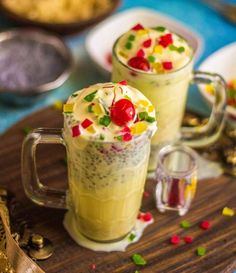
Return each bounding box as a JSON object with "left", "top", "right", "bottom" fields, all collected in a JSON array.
[
  {"left": 112, "top": 38, "right": 227, "bottom": 171},
  {"left": 21, "top": 126, "right": 152, "bottom": 243}
]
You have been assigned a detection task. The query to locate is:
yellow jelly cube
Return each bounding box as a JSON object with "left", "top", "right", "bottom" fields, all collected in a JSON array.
[
  {"left": 63, "top": 103, "right": 74, "bottom": 113},
  {"left": 53, "top": 100, "right": 63, "bottom": 111},
  {"left": 222, "top": 207, "right": 235, "bottom": 217},
  {"left": 137, "top": 29, "right": 148, "bottom": 36},
  {"left": 152, "top": 63, "right": 163, "bottom": 73},
  {"left": 205, "top": 84, "right": 214, "bottom": 94},
  {"left": 86, "top": 125, "right": 96, "bottom": 134},
  {"left": 154, "top": 45, "right": 163, "bottom": 54},
  {"left": 137, "top": 100, "right": 149, "bottom": 107},
  {"left": 148, "top": 105, "right": 154, "bottom": 112},
  {"left": 119, "top": 51, "right": 128, "bottom": 59},
  {"left": 93, "top": 103, "right": 105, "bottom": 116},
  {"left": 131, "top": 122, "right": 148, "bottom": 135}
]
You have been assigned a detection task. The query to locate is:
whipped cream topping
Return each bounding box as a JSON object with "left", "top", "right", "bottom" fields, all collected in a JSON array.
[
  {"left": 63, "top": 82, "right": 157, "bottom": 142},
  {"left": 114, "top": 24, "right": 193, "bottom": 73}
]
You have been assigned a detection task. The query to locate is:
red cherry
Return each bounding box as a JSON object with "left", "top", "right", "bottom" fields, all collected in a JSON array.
[
  {"left": 128, "top": 57, "right": 150, "bottom": 71},
  {"left": 131, "top": 23, "right": 144, "bottom": 31},
  {"left": 111, "top": 99, "right": 135, "bottom": 126}
]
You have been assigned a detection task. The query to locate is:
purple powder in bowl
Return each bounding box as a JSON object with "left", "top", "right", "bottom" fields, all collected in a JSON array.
[{"left": 0, "top": 38, "right": 68, "bottom": 91}]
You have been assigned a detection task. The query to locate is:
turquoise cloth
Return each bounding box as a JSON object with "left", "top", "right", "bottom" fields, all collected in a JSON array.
[{"left": 0, "top": 0, "right": 236, "bottom": 133}]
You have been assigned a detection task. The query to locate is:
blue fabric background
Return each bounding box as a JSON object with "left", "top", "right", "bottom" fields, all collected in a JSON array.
[{"left": 0, "top": 0, "right": 236, "bottom": 133}]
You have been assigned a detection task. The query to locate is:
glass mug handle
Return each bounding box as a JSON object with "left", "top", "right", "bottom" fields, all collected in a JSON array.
[
  {"left": 21, "top": 128, "right": 67, "bottom": 209},
  {"left": 181, "top": 71, "right": 227, "bottom": 147}
]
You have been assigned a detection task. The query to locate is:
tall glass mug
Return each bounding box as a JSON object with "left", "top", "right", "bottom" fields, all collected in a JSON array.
[
  {"left": 21, "top": 83, "right": 157, "bottom": 242},
  {"left": 112, "top": 25, "right": 227, "bottom": 171}
]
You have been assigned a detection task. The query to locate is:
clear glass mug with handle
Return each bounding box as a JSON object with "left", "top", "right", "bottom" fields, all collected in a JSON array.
[
  {"left": 112, "top": 33, "right": 227, "bottom": 171},
  {"left": 21, "top": 83, "right": 156, "bottom": 243},
  {"left": 155, "top": 143, "right": 198, "bottom": 216}
]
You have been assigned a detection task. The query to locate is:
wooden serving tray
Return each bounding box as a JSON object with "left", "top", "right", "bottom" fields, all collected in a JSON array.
[{"left": 0, "top": 106, "right": 235, "bottom": 273}]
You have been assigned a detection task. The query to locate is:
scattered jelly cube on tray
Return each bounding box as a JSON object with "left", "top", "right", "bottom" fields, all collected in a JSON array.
[
  {"left": 90, "top": 264, "right": 96, "bottom": 270},
  {"left": 138, "top": 212, "right": 153, "bottom": 222},
  {"left": 170, "top": 235, "right": 180, "bottom": 245},
  {"left": 180, "top": 220, "right": 191, "bottom": 229},
  {"left": 222, "top": 207, "right": 235, "bottom": 217},
  {"left": 143, "top": 191, "right": 150, "bottom": 198},
  {"left": 129, "top": 233, "right": 136, "bottom": 242},
  {"left": 200, "top": 220, "right": 211, "bottom": 230},
  {"left": 132, "top": 254, "right": 147, "bottom": 266},
  {"left": 184, "top": 236, "right": 193, "bottom": 244},
  {"left": 197, "top": 247, "right": 207, "bottom": 256},
  {"left": 142, "top": 212, "right": 153, "bottom": 222}
]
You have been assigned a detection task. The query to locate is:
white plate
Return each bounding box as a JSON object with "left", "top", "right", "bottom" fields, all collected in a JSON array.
[
  {"left": 85, "top": 7, "right": 204, "bottom": 78},
  {"left": 199, "top": 42, "right": 236, "bottom": 121}
]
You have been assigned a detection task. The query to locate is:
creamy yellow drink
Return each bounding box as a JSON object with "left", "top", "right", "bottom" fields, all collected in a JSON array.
[
  {"left": 112, "top": 24, "right": 193, "bottom": 170},
  {"left": 63, "top": 82, "right": 157, "bottom": 242}
]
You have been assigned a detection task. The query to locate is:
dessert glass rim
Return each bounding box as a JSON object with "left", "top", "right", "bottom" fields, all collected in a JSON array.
[
  {"left": 112, "top": 31, "right": 194, "bottom": 76},
  {"left": 156, "top": 143, "right": 197, "bottom": 178}
]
